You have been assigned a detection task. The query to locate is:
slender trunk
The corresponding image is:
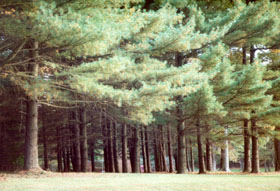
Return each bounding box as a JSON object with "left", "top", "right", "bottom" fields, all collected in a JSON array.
[
  {"left": 72, "top": 110, "right": 81, "bottom": 172},
  {"left": 107, "top": 120, "right": 114, "bottom": 172},
  {"left": 63, "top": 147, "right": 68, "bottom": 172},
  {"left": 67, "top": 147, "right": 71, "bottom": 171},
  {"left": 129, "top": 125, "right": 134, "bottom": 172},
  {"left": 159, "top": 125, "right": 167, "bottom": 172},
  {"left": 251, "top": 120, "right": 260, "bottom": 173},
  {"left": 206, "top": 138, "right": 212, "bottom": 171},
  {"left": 242, "top": 47, "right": 251, "bottom": 173},
  {"left": 212, "top": 145, "right": 217, "bottom": 171},
  {"left": 189, "top": 139, "right": 194, "bottom": 172},
  {"left": 56, "top": 127, "right": 62, "bottom": 172},
  {"left": 274, "top": 137, "right": 280, "bottom": 171},
  {"left": 220, "top": 148, "right": 224, "bottom": 170},
  {"left": 175, "top": 52, "right": 186, "bottom": 174},
  {"left": 177, "top": 121, "right": 186, "bottom": 174},
  {"left": 42, "top": 114, "right": 49, "bottom": 170},
  {"left": 24, "top": 40, "right": 40, "bottom": 170},
  {"left": 141, "top": 126, "right": 147, "bottom": 172},
  {"left": 243, "top": 119, "right": 251, "bottom": 172},
  {"left": 80, "top": 107, "right": 88, "bottom": 172},
  {"left": 102, "top": 111, "right": 109, "bottom": 172},
  {"left": 132, "top": 126, "right": 140, "bottom": 173},
  {"left": 167, "top": 125, "right": 173, "bottom": 173},
  {"left": 145, "top": 126, "right": 151, "bottom": 173},
  {"left": 91, "top": 142, "right": 95, "bottom": 172},
  {"left": 153, "top": 129, "right": 159, "bottom": 172},
  {"left": 174, "top": 153, "right": 178, "bottom": 172},
  {"left": 221, "top": 129, "right": 230, "bottom": 172},
  {"left": 113, "top": 121, "right": 119, "bottom": 173},
  {"left": 122, "top": 123, "right": 128, "bottom": 173},
  {"left": 196, "top": 121, "right": 206, "bottom": 174},
  {"left": 185, "top": 137, "right": 190, "bottom": 172}
]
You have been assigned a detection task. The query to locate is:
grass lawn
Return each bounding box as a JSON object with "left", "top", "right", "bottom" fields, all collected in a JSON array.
[{"left": 1, "top": 172, "right": 280, "bottom": 191}]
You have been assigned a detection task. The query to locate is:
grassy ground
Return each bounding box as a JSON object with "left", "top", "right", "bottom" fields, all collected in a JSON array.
[{"left": 1, "top": 172, "right": 280, "bottom": 191}]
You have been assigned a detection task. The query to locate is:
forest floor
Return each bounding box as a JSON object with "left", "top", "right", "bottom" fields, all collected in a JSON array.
[{"left": 0, "top": 171, "right": 280, "bottom": 191}]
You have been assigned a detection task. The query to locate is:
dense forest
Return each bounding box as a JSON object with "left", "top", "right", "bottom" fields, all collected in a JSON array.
[{"left": 0, "top": 0, "right": 279, "bottom": 175}]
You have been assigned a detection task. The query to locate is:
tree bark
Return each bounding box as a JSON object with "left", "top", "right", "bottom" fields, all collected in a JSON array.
[
  {"left": 91, "top": 142, "right": 95, "bottom": 172},
  {"left": 72, "top": 110, "right": 81, "bottom": 172},
  {"left": 212, "top": 145, "right": 217, "bottom": 171},
  {"left": 189, "top": 139, "right": 194, "bottom": 172},
  {"left": 63, "top": 147, "right": 68, "bottom": 172},
  {"left": 177, "top": 120, "right": 186, "bottom": 174},
  {"left": 220, "top": 148, "right": 224, "bottom": 170},
  {"left": 153, "top": 128, "right": 159, "bottom": 172},
  {"left": 122, "top": 123, "right": 128, "bottom": 173},
  {"left": 167, "top": 125, "right": 174, "bottom": 173},
  {"left": 56, "top": 126, "right": 62, "bottom": 172},
  {"left": 274, "top": 137, "right": 280, "bottom": 171},
  {"left": 221, "top": 128, "right": 230, "bottom": 172},
  {"left": 42, "top": 113, "right": 49, "bottom": 170},
  {"left": 132, "top": 126, "right": 140, "bottom": 173},
  {"left": 185, "top": 137, "right": 190, "bottom": 172},
  {"left": 206, "top": 138, "right": 212, "bottom": 171},
  {"left": 24, "top": 40, "right": 40, "bottom": 171},
  {"left": 196, "top": 121, "right": 206, "bottom": 174},
  {"left": 159, "top": 125, "right": 167, "bottom": 172},
  {"left": 175, "top": 52, "right": 186, "bottom": 174},
  {"left": 80, "top": 107, "right": 88, "bottom": 172},
  {"left": 251, "top": 120, "right": 260, "bottom": 173},
  {"left": 145, "top": 126, "right": 151, "bottom": 173},
  {"left": 113, "top": 121, "right": 120, "bottom": 173},
  {"left": 141, "top": 126, "right": 147, "bottom": 172},
  {"left": 243, "top": 119, "right": 251, "bottom": 172},
  {"left": 102, "top": 111, "right": 109, "bottom": 172},
  {"left": 67, "top": 147, "right": 71, "bottom": 171},
  {"left": 107, "top": 119, "right": 114, "bottom": 172}
]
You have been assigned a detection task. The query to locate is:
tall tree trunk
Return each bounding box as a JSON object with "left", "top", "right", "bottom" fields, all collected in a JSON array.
[
  {"left": 206, "top": 138, "right": 212, "bottom": 171},
  {"left": 72, "top": 110, "right": 81, "bottom": 172},
  {"left": 274, "top": 137, "right": 280, "bottom": 171},
  {"left": 107, "top": 119, "right": 114, "bottom": 172},
  {"left": 159, "top": 125, "right": 167, "bottom": 172},
  {"left": 177, "top": 121, "right": 186, "bottom": 174},
  {"left": 167, "top": 125, "right": 174, "bottom": 173},
  {"left": 251, "top": 120, "right": 260, "bottom": 173},
  {"left": 132, "top": 126, "right": 140, "bottom": 173},
  {"left": 141, "top": 126, "right": 147, "bottom": 173},
  {"left": 24, "top": 40, "right": 40, "bottom": 170},
  {"left": 56, "top": 126, "right": 62, "bottom": 172},
  {"left": 122, "top": 123, "right": 128, "bottom": 173},
  {"left": 175, "top": 52, "right": 186, "bottom": 174},
  {"left": 91, "top": 142, "right": 95, "bottom": 172},
  {"left": 174, "top": 152, "right": 178, "bottom": 172},
  {"left": 185, "top": 137, "right": 190, "bottom": 172},
  {"left": 220, "top": 148, "right": 224, "bottom": 170},
  {"left": 145, "top": 126, "right": 151, "bottom": 173},
  {"left": 189, "top": 139, "right": 194, "bottom": 172},
  {"left": 102, "top": 111, "right": 109, "bottom": 172},
  {"left": 42, "top": 113, "right": 49, "bottom": 170},
  {"left": 80, "top": 107, "right": 88, "bottom": 172},
  {"left": 67, "top": 147, "right": 71, "bottom": 171},
  {"left": 243, "top": 119, "right": 251, "bottom": 172},
  {"left": 212, "top": 145, "right": 217, "bottom": 171},
  {"left": 113, "top": 121, "right": 120, "bottom": 173},
  {"left": 63, "top": 147, "right": 68, "bottom": 172},
  {"left": 221, "top": 128, "right": 230, "bottom": 172},
  {"left": 242, "top": 47, "right": 251, "bottom": 173},
  {"left": 196, "top": 121, "right": 206, "bottom": 174},
  {"left": 129, "top": 125, "right": 135, "bottom": 172},
  {"left": 153, "top": 128, "right": 159, "bottom": 172}
]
